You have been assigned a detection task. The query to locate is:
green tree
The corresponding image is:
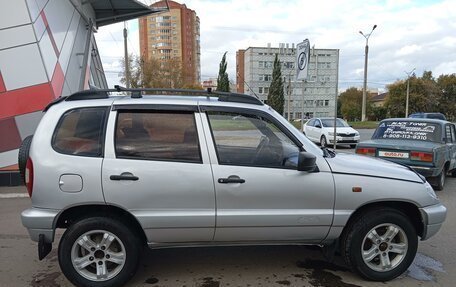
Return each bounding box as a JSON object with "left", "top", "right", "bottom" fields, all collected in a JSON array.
[
  {"left": 216, "top": 52, "right": 230, "bottom": 92},
  {"left": 339, "top": 87, "right": 364, "bottom": 121},
  {"left": 385, "top": 71, "right": 440, "bottom": 118},
  {"left": 437, "top": 74, "right": 456, "bottom": 121},
  {"left": 267, "top": 54, "right": 285, "bottom": 114}
]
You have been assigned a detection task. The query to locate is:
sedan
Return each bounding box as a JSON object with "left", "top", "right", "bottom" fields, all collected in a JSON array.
[
  {"left": 356, "top": 118, "right": 456, "bottom": 190},
  {"left": 303, "top": 117, "right": 360, "bottom": 148}
]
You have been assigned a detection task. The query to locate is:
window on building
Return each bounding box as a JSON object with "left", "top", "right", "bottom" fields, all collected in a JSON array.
[{"left": 259, "top": 87, "right": 263, "bottom": 94}]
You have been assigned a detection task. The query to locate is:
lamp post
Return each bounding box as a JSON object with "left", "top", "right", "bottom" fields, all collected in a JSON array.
[
  {"left": 405, "top": 68, "right": 416, "bottom": 117},
  {"left": 359, "top": 24, "right": 377, "bottom": 121}
]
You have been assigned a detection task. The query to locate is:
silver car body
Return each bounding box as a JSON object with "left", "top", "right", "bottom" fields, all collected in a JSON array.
[{"left": 22, "top": 95, "right": 446, "bottom": 248}]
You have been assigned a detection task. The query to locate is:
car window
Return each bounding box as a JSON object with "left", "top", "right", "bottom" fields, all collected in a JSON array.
[
  {"left": 320, "top": 119, "right": 349, "bottom": 127},
  {"left": 115, "top": 111, "right": 201, "bottom": 163},
  {"left": 451, "top": 125, "right": 456, "bottom": 143},
  {"left": 445, "top": 125, "right": 453, "bottom": 143},
  {"left": 207, "top": 111, "right": 300, "bottom": 169},
  {"left": 52, "top": 107, "right": 108, "bottom": 157},
  {"left": 314, "top": 119, "right": 321, "bottom": 127},
  {"left": 307, "top": 119, "right": 315, "bottom": 126},
  {"left": 372, "top": 121, "right": 441, "bottom": 142}
]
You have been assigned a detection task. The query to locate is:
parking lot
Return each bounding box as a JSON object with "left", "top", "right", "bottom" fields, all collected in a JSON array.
[{"left": 1, "top": 131, "right": 455, "bottom": 287}]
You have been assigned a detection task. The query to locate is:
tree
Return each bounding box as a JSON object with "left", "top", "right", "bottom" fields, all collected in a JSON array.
[
  {"left": 267, "top": 54, "right": 285, "bottom": 114},
  {"left": 385, "top": 71, "right": 440, "bottom": 118},
  {"left": 216, "top": 52, "right": 230, "bottom": 92},
  {"left": 437, "top": 74, "right": 456, "bottom": 121},
  {"left": 339, "top": 87, "right": 364, "bottom": 121}
]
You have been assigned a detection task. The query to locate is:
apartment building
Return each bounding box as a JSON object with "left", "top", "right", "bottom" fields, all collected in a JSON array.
[
  {"left": 139, "top": 0, "right": 201, "bottom": 85},
  {"left": 237, "top": 44, "right": 339, "bottom": 119}
]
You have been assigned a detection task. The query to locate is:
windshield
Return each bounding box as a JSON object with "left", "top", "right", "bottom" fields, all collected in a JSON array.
[
  {"left": 321, "top": 118, "right": 349, "bottom": 127},
  {"left": 372, "top": 121, "right": 441, "bottom": 142}
]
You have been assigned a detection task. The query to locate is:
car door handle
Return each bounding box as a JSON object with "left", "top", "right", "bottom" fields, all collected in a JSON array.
[
  {"left": 218, "top": 175, "right": 245, "bottom": 184},
  {"left": 110, "top": 172, "right": 139, "bottom": 181}
]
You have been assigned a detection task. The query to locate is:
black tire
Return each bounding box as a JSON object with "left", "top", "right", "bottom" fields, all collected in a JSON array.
[
  {"left": 18, "top": 135, "right": 33, "bottom": 183},
  {"left": 350, "top": 144, "right": 357, "bottom": 149},
  {"left": 452, "top": 169, "right": 456, "bottom": 178},
  {"left": 58, "top": 217, "right": 141, "bottom": 287},
  {"left": 320, "top": 135, "right": 327, "bottom": 147},
  {"left": 341, "top": 208, "right": 418, "bottom": 281},
  {"left": 433, "top": 169, "right": 445, "bottom": 191}
]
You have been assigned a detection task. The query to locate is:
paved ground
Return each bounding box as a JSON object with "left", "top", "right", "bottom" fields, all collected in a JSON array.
[{"left": 2, "top": 131, "right": 454, "bottom": 287}]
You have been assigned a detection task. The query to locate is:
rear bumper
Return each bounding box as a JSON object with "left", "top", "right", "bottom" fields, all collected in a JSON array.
[
  {"left": 419, "top": 203, "right": 447, "bottom": 240},
  {"left": 410, "top": 165, "right": 440, "bottom": 178},
  {"left": 21, "top": 208, "right": 60, "bottom": 243}
]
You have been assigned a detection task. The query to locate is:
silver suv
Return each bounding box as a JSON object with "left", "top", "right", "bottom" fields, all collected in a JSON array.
[{"left": 21, "top": 88, "right": 446, "bottom": 287}]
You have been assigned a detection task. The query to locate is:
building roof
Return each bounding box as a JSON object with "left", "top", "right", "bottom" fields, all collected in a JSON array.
[
  {"left": 371, "top": 92, "right": 387, "bottom": 102},
  {"left": 89, "top": 0, "right": 168, "bottom": 27}
]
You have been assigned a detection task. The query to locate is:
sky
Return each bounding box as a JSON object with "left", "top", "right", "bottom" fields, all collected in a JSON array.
[{"left": 95, "top": 0, "right": 456, "bottom": 92}]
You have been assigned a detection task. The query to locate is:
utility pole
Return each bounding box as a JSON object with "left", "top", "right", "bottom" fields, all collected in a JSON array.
[
  {"left": 359, "top": 25, "right": 377, "bottom": 121},
  {"left": 287, "top": 73, "right": 291, "bottom": 121},
  {"left": 405, "top": 68, "right": 416, "bottom": 117},
  {"left": 333, "top": 49, "right": 340, "bottom": 150},
  {"left": 123, "top": 22, "right": 130, "bottom": 88}
]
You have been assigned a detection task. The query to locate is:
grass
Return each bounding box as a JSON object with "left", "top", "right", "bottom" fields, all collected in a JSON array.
[{"left": 348, "top": 121, "right": 379, "bottom": 129}]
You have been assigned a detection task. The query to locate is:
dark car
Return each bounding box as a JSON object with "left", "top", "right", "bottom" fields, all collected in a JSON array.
[
  {"left": 409, "top": 112, "right": 446, "bottom": 121},
  {"left": 356, "top": 118, "right": 456, "bottom": 190}
]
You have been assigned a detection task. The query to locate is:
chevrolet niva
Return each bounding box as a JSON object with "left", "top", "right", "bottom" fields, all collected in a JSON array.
[{"left": 20, "top": 88, "right": 446, "bottom": 287}]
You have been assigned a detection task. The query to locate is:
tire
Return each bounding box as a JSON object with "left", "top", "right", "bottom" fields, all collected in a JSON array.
[
  {"left": 58, "top": 217, "right": 141, "bottom": 287},
  {"left": 350, "top": 144, "right": 357, "bottom": 149},
  {"left": 320, "top": 135, "right": 327, "bottom": 147},
  {"left": 433, "top": 169, "right": 446, "bottom": 191},
  {"left": 341, "top": 208, "right": 418, "bottom": 281},
  {"left": 452, "top": 169, "right": 456, "bottom": 178},
  {"left": 18, "top": 135, "right": 33, "bottom": 183}
]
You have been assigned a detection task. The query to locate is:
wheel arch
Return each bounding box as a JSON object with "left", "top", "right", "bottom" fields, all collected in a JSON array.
[
  {"left": 55, "top": 204, "right": 147, "bottom": 245},
  {"left": 342, "top": 201, "right": 424, "bottom": 239}
]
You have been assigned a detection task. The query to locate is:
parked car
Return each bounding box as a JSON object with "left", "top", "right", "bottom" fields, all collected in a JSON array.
[
  {"left": 21, "top": 88, "right": 446, "bottom": 286},
  {"left": 409, "top": 112, "right": 446, "bottom": 121},
  {"left": 303, "top": 117, "right": 360, "bottom": 148},
  {"left": 356, "top": 118, "right": 456, "bottom": 190}
]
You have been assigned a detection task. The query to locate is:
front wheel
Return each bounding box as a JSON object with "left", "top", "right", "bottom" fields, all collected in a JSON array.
[
  {"left": 320, "top": 135, "right": 327, "bottom": 147},
  {"left": 341, "top": 208, "right": 418, "bottom": 281},
  {"left": 58, "top": 217, "right": 141, "bottom": 287}
]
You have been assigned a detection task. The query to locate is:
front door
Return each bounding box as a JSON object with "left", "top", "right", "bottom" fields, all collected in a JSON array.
[
  {"left": 102, "top": 107, "right": 215, "bottom": 243},
  {"left": 202, "top": 108, "right": 335, "bottom": 243}
]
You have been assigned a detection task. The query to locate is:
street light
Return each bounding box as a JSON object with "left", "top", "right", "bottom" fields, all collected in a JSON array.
[
  {"left": 405, "top": 68, "right": 416, "bottom": 117},
  {"left": 359, "top": 24, "right": 377, "bottom": 121}
]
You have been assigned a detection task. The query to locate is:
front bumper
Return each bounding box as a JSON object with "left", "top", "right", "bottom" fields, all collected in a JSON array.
[
  {"left": 328, "top": 136, "right": 360, "bottom": 144},
  {"left": 21, "top": 207, "right": 60, "bottom": 243},
  {"left": 419, "top": 203, "right": 447, "bottom": 240}
]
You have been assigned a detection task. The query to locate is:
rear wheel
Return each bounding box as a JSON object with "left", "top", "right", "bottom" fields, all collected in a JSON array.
[
  {"left": 58, "top": 217, "right": 141, "bottom": 287},
  {"left": 341, "top": 208, "right": 417, "bottom": 281},
  {"left": 433, "top": 168, "right": 446, "bottom": 191}
]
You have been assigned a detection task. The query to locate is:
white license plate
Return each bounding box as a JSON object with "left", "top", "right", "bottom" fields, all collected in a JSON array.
[{"left": 379, "top": 150, "right": 409, "bottom": 159}]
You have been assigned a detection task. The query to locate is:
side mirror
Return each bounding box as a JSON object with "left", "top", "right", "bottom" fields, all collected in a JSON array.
[
  {"left": 315, "top": 124, "right": 322, "bottom": 129},
  {"left": 298, "top": 151, "right": 318, "bottom": 172}
]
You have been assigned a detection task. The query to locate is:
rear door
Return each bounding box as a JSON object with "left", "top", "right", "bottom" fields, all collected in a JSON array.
[
  {"left": 445, "top": 124, "right": 456, "bottom": 170},
  {"left": 202, "top": 107, "right": 335, "bottom": 242},
  {"left": 102, "top": 105, "right": 215, "bottom": 243}
]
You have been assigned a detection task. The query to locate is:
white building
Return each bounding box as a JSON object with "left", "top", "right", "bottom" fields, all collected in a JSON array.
[{"left": 236, "top": 44, "right": 339, "bottom": 119}]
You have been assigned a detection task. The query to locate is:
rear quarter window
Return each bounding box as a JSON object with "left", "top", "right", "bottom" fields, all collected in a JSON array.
[{"left": 52, "top": 107, "right": 109, "bottom": 157}]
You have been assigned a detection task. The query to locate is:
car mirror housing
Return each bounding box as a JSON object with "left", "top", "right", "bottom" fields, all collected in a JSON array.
[
  {"left": 298, "top": 151, "right": 317, "bottom": 172},
  {"left": 315, "top": 124, "right": 322, "bottom": 129}
]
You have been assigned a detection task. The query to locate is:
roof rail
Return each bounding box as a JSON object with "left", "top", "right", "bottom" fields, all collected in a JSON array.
[{"left": 63, "top": 86, "right": 264, "bottom": 106}]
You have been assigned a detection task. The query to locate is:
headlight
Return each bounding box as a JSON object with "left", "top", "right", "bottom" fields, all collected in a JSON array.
[
  {"left": 424, "top": 181, "right": 438, "bottom": 199},
  {"left": 328, "top": 132, "right": 334, "bottom": 136},
  {"left": 355, "top": 132, "right": 360, "bottom": 136}
]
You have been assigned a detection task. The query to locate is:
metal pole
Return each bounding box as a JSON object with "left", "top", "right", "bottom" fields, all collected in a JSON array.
[
  {"left": 361, "top": 40, "right": 368, "bottom": 121},
  {"left": 301, "top": 80, "right": 305, "bottom": 131},
  {"left": 123, "top": 22, "right": 130, "bottom": 88},
  {"left": 333, "top": 49, "right": 340, "bottom": 150},
  {"left": 287, "top": 75, "right": 291, "bottom": 121},
  {"left": 406, "top": 79, "right": 410, "bottom": 117}
]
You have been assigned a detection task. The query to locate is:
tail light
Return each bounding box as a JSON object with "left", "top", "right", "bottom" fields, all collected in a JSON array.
[
  {"left": 410, "top": 151, "right": 433, "bottom": 162},
  {"left": 25, "top": 158, "right": 34, "bottom": 197},
  {"left": 356, "top": 147, "right": 376, "bottom": 157}
]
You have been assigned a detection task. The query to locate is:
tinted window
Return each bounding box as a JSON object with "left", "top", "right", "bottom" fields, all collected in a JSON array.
[
  {"left": 207, "top": 111, "right": 300, "bottom": 168},
  {"left": 52, "top": 107, "right": 108, "bottom": 157},
  {"left": 115, "top": 111, "right": 201, "bottom": 163},
  {"left": 372, "top": 121, "right": 441, "bottom": 142}
]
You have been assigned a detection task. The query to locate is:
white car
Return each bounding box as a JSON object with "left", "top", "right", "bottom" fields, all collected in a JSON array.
[{"left": 303, "top": 117, "right": 360, "bottom": 148}]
